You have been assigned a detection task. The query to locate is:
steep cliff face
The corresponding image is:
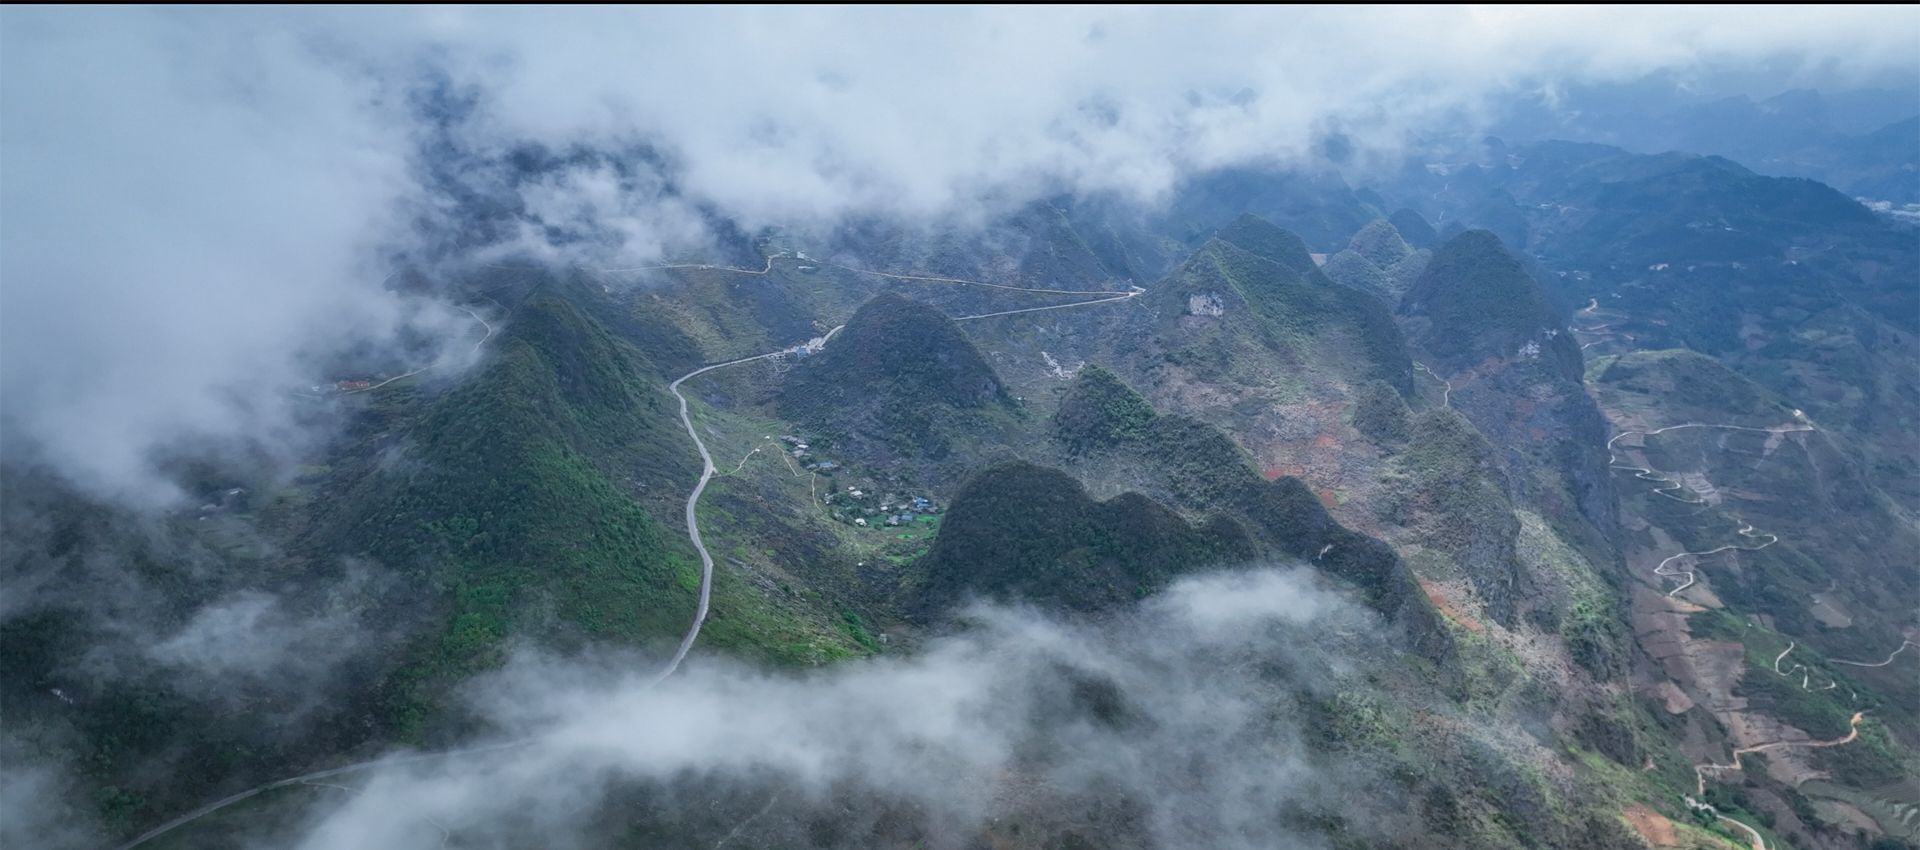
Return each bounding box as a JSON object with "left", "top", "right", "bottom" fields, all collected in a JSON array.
[{"left": 1399, "top": 231, "right": 1616, "bottom": 556}]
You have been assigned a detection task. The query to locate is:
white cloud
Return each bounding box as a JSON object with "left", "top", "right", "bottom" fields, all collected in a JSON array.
[
  {"left": 146, "top": 589, "right": 365, "bottom": 685},
  {"left": 410, "top": 6, "right": 1916, "bottom": 224},
  {"left": 278, "top": 567, "right": 1394, "bottom": 850},
  {"left": 0, "top": 8, "right": 461, "bottom": 506},
  {"left": 2, "top": 5, "right": 1913, "bottom": 503}
]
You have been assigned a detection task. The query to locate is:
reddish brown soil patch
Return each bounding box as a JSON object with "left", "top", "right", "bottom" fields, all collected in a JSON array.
[
  {"left": 1313, "top": 432, "right": 1338, "bottom": 450},
  {"left": 1623, "top": 805, "right": 1679, "bottom": 848},
  {"left": 1417, "top": 577, "right": 1485, "bottom": 633}
]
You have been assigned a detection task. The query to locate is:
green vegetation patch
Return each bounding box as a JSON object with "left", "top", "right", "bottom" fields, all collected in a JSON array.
[{"left": 912, "top": 461, "right": 1255, "bottom": 613}]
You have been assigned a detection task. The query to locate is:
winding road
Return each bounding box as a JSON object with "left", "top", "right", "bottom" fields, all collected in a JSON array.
[
  {"left": 1582, "top": 313, "right": 1892, "bottom": 849},
  {"left": 108, "top": 256, "right": 1143, "bottom": 850},
  {"left": 1684, "top": 712, "right": 1868, "bottom": 850},
  {"left": 1694, "top": 711, "right": 1868, "bottom": 794},
  {"left": 1607, "top": 415, "right": 1883, "bottom": 849},
  {"left": 1605, "top": 423, "right": 1811, "bottom": 596},
  {"left": 657, "top": 326, "right": 847, "bottom": 683},
  {"left": 1573, "top": 298, "right": 1636, "bottom": 353},
  {"left": 658, "top": 284, "right": 1140, "bottom": 680},
  {"left": 1833, "top": 640, "right": 1916, "bottom": 668},
  {"left": 1773, "top": 642, "right": 1839, "bottom": 692}
]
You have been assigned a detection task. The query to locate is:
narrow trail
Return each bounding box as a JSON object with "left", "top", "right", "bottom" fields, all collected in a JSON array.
[
  {"left": 107, "top": 740, "right": 531, "bottom": 850},
  {"left": 1605, "top": 423, "right": 1810, "bottom": 596},
  {"left": 1694, "top": 712, "right": 1868, "bottom": 795},
  {"left": 1683, "top": 712, "right": 1868, "bottom": 850},
  {"left": 1832, "top": 640, "right": 1916, "bottom": 667},
  {"left": 716, "top": 437, "right": 833, "bottom": 519},
  {"left": 1413, "top": 362, "right": 1451, "bottom": 408},
  {"left": 109, "top": 260, "right": 1135, "bottom": 850},
  {"left": 718, "top": 439, "right": 783, "bottom": 477},
  {"left": 1573, "top": 298, "right": 1637, "bottom": 352},
  {"left": 711, "top": 790, "right": 784, "bottom": 849}
]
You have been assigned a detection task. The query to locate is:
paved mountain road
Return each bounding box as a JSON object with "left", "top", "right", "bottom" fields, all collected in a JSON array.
[
  {"left": 1833, "top": 640, "right": 1916, "bottom": 667},
  {"left": 659, "top": 288, "right": 1140, "bottom": 680}
]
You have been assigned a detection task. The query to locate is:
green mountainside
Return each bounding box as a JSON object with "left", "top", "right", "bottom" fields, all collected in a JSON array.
[
  {"left": 1139, "top": 230, "right": 1413, "bottom": 394},
  {"left": 779, "top": 292, "right": 1016, "bottom": 461},
  {"left": 1401, "top": 230, "right": 1577, "bottom": 378},
  {"left": 1322, "top": 218, "right": 1432, "bottom": 305},
  {"left": 13, "top": 173, "right": 1914, "bottom": 850},
  {"left": 912, "top": 460, "right": 1255, "bottom": 613}
]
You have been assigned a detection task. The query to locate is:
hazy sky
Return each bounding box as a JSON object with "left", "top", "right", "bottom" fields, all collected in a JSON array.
[{"left": 1, "top": 6, "right": 1915, "bottom": 503}]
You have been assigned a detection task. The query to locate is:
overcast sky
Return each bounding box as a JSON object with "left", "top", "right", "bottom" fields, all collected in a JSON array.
[{"left": 2, "top": 6, "right": 1916, "bottom": 503}]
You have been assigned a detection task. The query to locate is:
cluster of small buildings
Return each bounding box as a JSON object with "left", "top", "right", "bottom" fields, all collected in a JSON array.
[
  {"left": 826, "top": 485, "right": 938, "bottom": 529},
  {"left": 780, "top": 435, "right": 815, "bottom": 462},
  {"left": 776, "top": 432, "right": 938, "bottom": 530}
]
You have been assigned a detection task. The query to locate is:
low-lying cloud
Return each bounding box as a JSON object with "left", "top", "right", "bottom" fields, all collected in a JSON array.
[
  {"left": 143, "top": 586, "right": 371, "bottom": 689},
  {"left": 0, "top": 8, "right": 474, "bottom": 507},
  {"left": 223, "top": 567, "right": 1401, "bottom": 850}
]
